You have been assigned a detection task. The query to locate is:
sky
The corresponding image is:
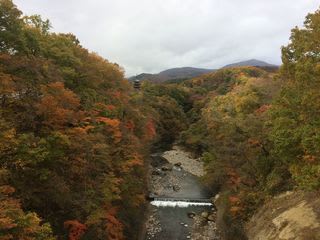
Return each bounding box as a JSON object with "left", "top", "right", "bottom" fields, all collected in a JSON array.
[{"left": 14, "top": 0, "right": 319, "bottom": 76}]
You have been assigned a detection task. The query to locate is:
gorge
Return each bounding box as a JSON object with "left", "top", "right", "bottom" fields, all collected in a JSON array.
[{"left": 1, "top": 1, "right": 320, "bottom": 240}]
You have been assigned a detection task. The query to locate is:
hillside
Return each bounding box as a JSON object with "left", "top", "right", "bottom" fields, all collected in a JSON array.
[
  {"left": 130, "top": 67, "right": 214, "bottom": 83},
  {"left": 1, "top": 1, "right": 320, "bottom": 240},
  {"left": 0, "top": 1, "right": 155, "bottom": 239},
  {"left": 130, "top": 60, "right": 278, "bottom": 84}
]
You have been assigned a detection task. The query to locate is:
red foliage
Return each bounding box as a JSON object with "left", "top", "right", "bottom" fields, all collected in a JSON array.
[
  {"left": 105, "top": 207, "right": 124, "bottom": 240},
  {"left": 144, "top": 119, "right": 156, "bottom": 140},
  {"left": 36, "top": 82, "right": 81, "bottom": 129},
  {"left": 125, "top": 120, "right": 135, "bottom": 131},
  {"left": 229, "top": 196, "right": 241, "bottom": 204},
  {"left": 64, "top": 220, "right": 87, "bottom": 240},
  {"left": 93, "top": 103, "right": 116, "bottom": 112},
  {"left": 106, "top": 104, "right": 116, "bottom": 111},
  {"left": 112, "top": 91, "right": 121, "bottom": 99},
  {"left": 226, "top": 167, "right": 241, "bottom": 188},
  {"left": 254, "top": 104, "right": 271, "bottom": 115},
  {"left": 247, "top": 138, "right": 261, "bottom": 147}
]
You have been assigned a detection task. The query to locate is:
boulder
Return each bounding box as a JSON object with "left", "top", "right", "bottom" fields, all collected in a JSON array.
[
  {"left": 187, "top": 212, "right": 196, "bottom": 218},
  {"left": 201, "top": 211, "right": 209, "bottom": 218}
]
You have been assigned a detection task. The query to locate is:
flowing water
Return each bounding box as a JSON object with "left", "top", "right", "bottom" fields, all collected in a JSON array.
[{"left": 145, "top": 150, "right": 220, "bottom": 240}]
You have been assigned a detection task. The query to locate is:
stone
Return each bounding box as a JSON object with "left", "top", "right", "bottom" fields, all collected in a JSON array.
[
  {"left": 173, "top": 185, "right": 180, "bottom": 191},
  {"left": 187, "top": 212, "right": 196, "bottom": 218},
  {"left": 174, "top": 162, "right": 182, "bottom": 167},
  {"left": 207, "top": 214, "right": 215, "bottom": 221},
  {"left": 161, "top": 164, "right": 173, "bottom": 171},
  {"left": 151, "top": 169, "right": 162, "bottom": 175},
  {"left": 201, "top": 211, "right": 209, "bottom": 218}
]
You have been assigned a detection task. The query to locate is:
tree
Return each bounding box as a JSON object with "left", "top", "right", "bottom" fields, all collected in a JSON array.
[
  {"left": 36, "top": 82, "right": 81, "bottom": 130},
  {"left": 0, "top": 171, "right": 55, "bottom": 240},
  {"left": 270, "top": 8, "right": 320, "bottom": 190},
  {"left": 0, "top": 2, "right": 155, "bottom": 239},
  {"left": 0, "top": 0, "right": 24, "bottom": 53}
]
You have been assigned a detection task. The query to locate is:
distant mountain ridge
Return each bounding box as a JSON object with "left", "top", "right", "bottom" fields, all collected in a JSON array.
[
  {"left": 222, "top": 59, "right": 277, "bottom": 68},
  {"left": 129, "top": 67, "right": 214, "bottom": 83},
  {"left": 130, "top": 59, "right": 278, "bottom": 83}
]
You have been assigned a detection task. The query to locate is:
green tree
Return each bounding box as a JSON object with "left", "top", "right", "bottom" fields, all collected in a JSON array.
[
  {"left": 270, "top": 8, "right": 320, "bottom": 190},
  {"left": 0, "top": 0, "right": 24, "bottom": 53}
]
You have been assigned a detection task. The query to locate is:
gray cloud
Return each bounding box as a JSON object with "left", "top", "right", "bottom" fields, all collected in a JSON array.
[{"left": 14, "top": 0, "right": 319, "bottom": 76}]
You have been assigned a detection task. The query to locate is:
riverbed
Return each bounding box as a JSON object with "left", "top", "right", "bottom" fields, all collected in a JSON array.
[{"left": 145, "top": 146, "right": 221, "bottom": 240}]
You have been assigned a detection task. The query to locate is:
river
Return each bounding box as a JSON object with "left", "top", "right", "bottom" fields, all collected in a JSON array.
[{"left": 144, "top": 146, "right": 221, "bottom": 240}]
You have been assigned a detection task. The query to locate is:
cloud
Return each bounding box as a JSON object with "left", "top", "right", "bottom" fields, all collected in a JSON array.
[{"left": 14, "top": 0, "right": 320, "bottom": 76}]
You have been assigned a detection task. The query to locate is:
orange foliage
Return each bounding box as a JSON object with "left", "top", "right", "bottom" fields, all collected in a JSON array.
[
  {"left": 122, "top": 154, "right": 144, "bottom": 173},
  {"left": 229, "top": 196, "right": 241, "bottom": 205},
  {"left": 105, "top": 207, "right": 124, "bottom": 240},
  {"left": 254, "top": 104, "right": 271, "bottom": 115},
  {"left": 106, "top": 105, "right": 116, "bottom": 111},
  {"left": 0, "top": 185, "right": 54, "bottom": 239},
  {"left": 144, "top": 119, "right": 156, "bottom": 140},
  {"left": 36, "top": 82, "right": 81, "bottom": 129},
  {"left": 226, "top": 168, "right": 241, "bottom": 187},
  {"left": 229, "top": 206, "right": 242, "bottom": 216},
  {"left": 64, "top": 220, "right": 87, "bottom": 240},
  {"left": 71, "top": 125, "right": 95, "bottom": 134},
  {"left": 247, "top": 138, "right": 261, "bottom": 147},
  {"left": 112, "top": 91, "right": 121, "bottom": 99},
  {"left": 0, "top": 72, "right": 15, "bottom": 95},
  {"left": 303, "top": 154, "right": 317, "bottom": 163},
  {"left": 96, "top": 117, "right": 120, "bottom": 127},
  {"left": 96, "top": 117, "right": 122, "bottom": 142}
]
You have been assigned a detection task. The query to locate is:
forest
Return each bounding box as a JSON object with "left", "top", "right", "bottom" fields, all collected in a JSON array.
[{"left": 1, "top": 0, "right": 320, "bottom": 239}]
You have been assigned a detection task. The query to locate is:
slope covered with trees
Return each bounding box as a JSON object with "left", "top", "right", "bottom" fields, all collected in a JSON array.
[
  {"left": 1, "top": 1, "right": 320, "bottom": 240},
  {"left": 177, "top": 8, "right": 320, "bottom": 240},
  {"left": 0, "top": 1, "right": 159, "bottom": 239}
]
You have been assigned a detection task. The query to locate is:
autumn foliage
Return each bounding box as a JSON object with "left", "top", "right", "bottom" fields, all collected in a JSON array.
[
  {"left": 2, "top": 1, "right": 320, "bottom": 240},
  {"left": 105, "top": 207, "right": 124, "bottom": 240},
  {"left": 0, "top": 1, "right": 155, "bottom": 239},
  {"left": 64, "top": 220, "right": 87, "bottom": 240}
]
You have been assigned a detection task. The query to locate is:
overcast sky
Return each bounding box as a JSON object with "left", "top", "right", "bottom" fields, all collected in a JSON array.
[{"left": 14, "top": 0, "right": 319, "bottom": 76}]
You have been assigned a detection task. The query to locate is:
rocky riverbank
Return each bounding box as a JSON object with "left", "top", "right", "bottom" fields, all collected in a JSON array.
[
  {"left": 162, "top": 145, "right": 204, "bottom": 177},
  {"left": 145, "top": 146, "right": 221, "bottom": 240}
]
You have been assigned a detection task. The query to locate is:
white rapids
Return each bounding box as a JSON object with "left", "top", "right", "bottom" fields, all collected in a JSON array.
[{"left": 151, "top": 200, "right": 212, "bottom": 208}]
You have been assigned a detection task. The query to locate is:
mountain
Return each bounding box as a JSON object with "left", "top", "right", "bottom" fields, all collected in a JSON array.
[
  {"left": 130, "top": 59, "right": 278, "bottom": 83},
  {"left": 222, "top": 59, "right": 278, "bottom": 68},
  {"left": 129, "top": 67, "right": 215, "bottom": 83}
]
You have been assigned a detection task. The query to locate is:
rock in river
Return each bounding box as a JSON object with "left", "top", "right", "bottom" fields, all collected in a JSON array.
[
  {"left": 161, "top": 164, "right": 173, "bottom": 171},
  {"left": 173, "top": 185, "right": 181, "bottom": 192},
  {"left": 201, "top": 211, "right": 209, "bottom": 218}
]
